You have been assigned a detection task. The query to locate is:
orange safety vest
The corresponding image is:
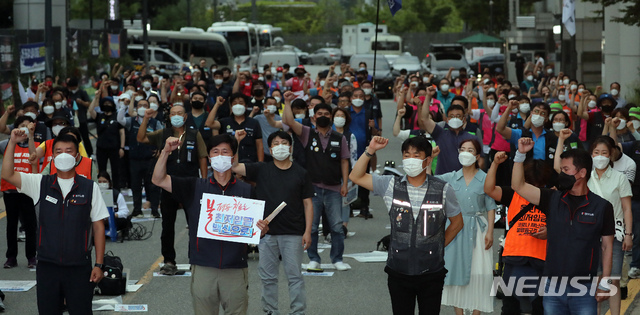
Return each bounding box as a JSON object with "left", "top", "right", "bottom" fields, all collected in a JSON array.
[
  {"left": 40, "top": 138, "right": 55, "bottom": 173},
  {"left": 1, "top": 143, "right": 39, "bottom": 191},
  {"left": 502, "top": 192, "right": 547, "bottom": 261},
  {"left": 50, "top": 156, "right": 93, "bottom": 179}
]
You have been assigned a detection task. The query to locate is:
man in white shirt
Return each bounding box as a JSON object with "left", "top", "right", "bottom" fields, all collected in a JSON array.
[{"left": 1, "top": 131, "right": 109, "bottom": 314}]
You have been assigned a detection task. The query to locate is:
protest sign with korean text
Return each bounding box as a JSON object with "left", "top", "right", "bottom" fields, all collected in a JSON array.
[{"left": 197, "top": 193, "right": 265, "bottom": 245}]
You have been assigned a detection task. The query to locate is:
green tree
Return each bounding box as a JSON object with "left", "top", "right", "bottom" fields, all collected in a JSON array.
[
  {"left": 349, "top": 0, "right": 458, "bottom": 33},
  {"left": 582, "top": 0, "right": 640, "bottom": 26}
]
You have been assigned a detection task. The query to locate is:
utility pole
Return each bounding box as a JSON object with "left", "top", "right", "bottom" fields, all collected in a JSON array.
[
  {"left": 45, "top": 0, "right": 53, "bottom": 76},
  {"left": 251, "top": 0, "right": 257, "bottom": 23},
  {"left": 143, "top": 0, "right": 149, "bottom": 73},
  {"left": 187, "top": 0, "right": 191, "bottom": 27},
  {"left": 489, "top": 0, "right": 494, "bottom": 35}
]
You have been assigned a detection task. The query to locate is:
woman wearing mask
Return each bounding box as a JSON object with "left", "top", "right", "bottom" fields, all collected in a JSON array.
[
  {"left": 271, "top": 89, "right": 284, "bottom": 116},
  {"left": 37, "top": 98, "right": 59, "bottom": 123},
  {"left": 333, "top": 107, "right": 357, "bottom": 231},
  {"left": 437, "top": 139, "right": 496, "bottom": 314},
  {"left": 146, "top": 94, "right": 164, "bottom": 123},
  {"left": 550, "top": 111, "right": 580, "bottom": 151},
  {"left": 603, "top": 109, "right": 635, "bottom": 143},
  {"left": 1, "top": 116, "right": 39, "bottom": 269},
  {"left": 450, "top": 77, "right": 465, "bottom": 96},
  {"left": 89, "top": 93, "right": 125, "bottom": 189},
  {"left": 97, "top": 171, "right": 132, "bottom": 236},
  {"left": 33, "top": 121, "right": 89, "bottom": 173},
  {"left": 554, "top": 134, "right": 632, "bottom": 315}
]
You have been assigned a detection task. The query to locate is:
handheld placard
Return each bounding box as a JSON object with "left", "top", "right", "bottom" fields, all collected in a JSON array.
[{"left": 265, "top": 202, "right": 287, "bottom": 223}]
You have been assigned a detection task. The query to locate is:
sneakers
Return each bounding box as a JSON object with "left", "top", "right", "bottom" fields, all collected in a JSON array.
[
  {"left": 0, "top": 296, "right": 4, "bottom": 312},
  {"left": 27, "top": 257, "right": 37, "bottom": 269},
  {"left": 159, "top": 262, "right": 178, "bottom": 275},
  {"left": 130, "top": 211, "right": 144, "bottom": 218},
  {"left": 3, "top": 258, "right": 17, "bottom": 269},
  {"left": 17, "top": 231, "right": 26, "bottom": 242},
  {"left": 629, "top": 267, "right": 640, "bottom": 279},
  {"left": 151, "top": 211, "right": 161, "bottom": 218},
  {"left": 307, "top": 261, "right": 320, "bottom": 270},
  {"left": 356, "top": 210, "right": 373, "bottom": 219},
  {"left": 334, "top": 261, "right": 349, "bottom": 271}
]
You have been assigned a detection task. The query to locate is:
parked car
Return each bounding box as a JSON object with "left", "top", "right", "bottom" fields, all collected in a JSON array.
[
  {"left": 128, "top": 45, "right": 188, "bottom": 72},
  {"left": 469, "top": 53, "right": 505, "bottom": 74},
  {"left": 308, "top": 48, "right": 342, "bottom": 65},
  {"left": 257, "top": 51, "right": 300, "bottom": 73},
  {"left": 349, "top": 54, "right": 395, "bottom": 98},
  {"left": 391, "top": 54, "right": 423, "bottom": 75},
  {"left": 283, "top": 45, "right": 309, "bottom": 64},
  {"left": 422, "top": 52, "right": 472, "bottom": 81}
]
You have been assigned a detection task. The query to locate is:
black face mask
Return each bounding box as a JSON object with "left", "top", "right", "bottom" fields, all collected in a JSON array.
[
  {"left": 316, "top": 116, "right": 331, "bottom": 128},
  {"left": 191, "top": 100, "right": 204, "bottom": 109},
  {"left": 253, "top": 89, "right": 264, "bottom": 97},
  {"left": 602, "top": 105, "right": 614, "bottom": 113},
  {"left": 556, "top": 172, "right": 577, "bottom": 191},
  {"left": 265, "top": 75, "right": 273, "bottom": 80},
  {"left": 497, "top": 77, "right": 504, "bottom": 84},
  {"left": 101, "top": 104, "right": 114, "bottom": 113},
  {"left": 296, "top": 72, "right": 305, "bottom": 78}
]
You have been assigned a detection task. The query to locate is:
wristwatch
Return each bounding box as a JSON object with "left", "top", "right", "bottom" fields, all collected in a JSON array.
[{"left": 94, "top": 263, "right": 104, "bottom": 269}]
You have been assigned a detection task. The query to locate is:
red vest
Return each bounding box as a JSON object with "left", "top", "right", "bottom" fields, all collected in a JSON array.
[
  {"left": 1, "top": 143, "right": 39, "bottom": 191},
  {"left": 502, "top": 192, "right": 547, "bottom": 261},
  {"left": 40, "top": 138, "right": 55, "bottom": 172}
]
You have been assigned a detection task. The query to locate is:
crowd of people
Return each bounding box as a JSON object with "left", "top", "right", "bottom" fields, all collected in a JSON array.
[{"left": 0, "top": 53, "right": 638, "bottom": 315}]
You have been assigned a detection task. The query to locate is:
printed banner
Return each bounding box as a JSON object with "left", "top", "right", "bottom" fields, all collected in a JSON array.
[
  {"left": 196, "top": 193, "right": 265, "bottom": 245},
  {"left": 0, "top": 36, "right": 13, "bottom": 72},
  {"left": 108, "top": 34, "right": 120, "bottom": 58},
  {"left": 19, "top": 42, "right": 45, "bottom": 74}
]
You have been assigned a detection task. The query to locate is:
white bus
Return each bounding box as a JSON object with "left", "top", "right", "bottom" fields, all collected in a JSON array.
[
  {"left": 127, "top": 28, "right": 235, "bottom": 70},
  {"left": 371, "top": 34, "right": 403, "bottom": 65},
  {"left": 208, "top": 21, "right": 260, "bottom": 72},
  {"left": 257, "top": 24, "right": 283, "bottom": 49}
]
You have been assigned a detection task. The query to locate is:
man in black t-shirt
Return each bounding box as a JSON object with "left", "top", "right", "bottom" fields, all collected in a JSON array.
[
  {"left": 67, "top": 78, "right": 93, "bottom": 156},
  {"left": 232, "top": 130, "right": 314, "bottom": 315},
  {"left": 511, "top": 138, "right": 614, "bottom": 313}
]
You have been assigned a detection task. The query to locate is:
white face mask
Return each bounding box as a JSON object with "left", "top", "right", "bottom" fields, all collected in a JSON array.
[
  {"left": 118, "top": 101, "right": 126, "bottom": 108},
  {"left": 577, "top": 88, "right": 584, "bottom": 94},
  {"left": 295, "top": 114, "right": 306, "bottom": 119},
  {"left": 531, "top": 114, "right": 545, "bottom": 127},
  {"left": 617, "top": 119, "right": 626, "bottom": 130},
  {"left": 423, "top": 77, "right": 430, "bottom": 83},
  {"left": 214, "top": 79, "right": 224, "bottom": 85},
  {"left": 344, "top": 76, "right": 352, "bottom": 82},
  {"left": 149, "top": 103, "right": 158, "bottom": 111},
  {"left": 135, "top": 96, "right": 144, "bottom": 102},
  {"left": 547, "top": 68, "right": 553, "bottom": 74},
  {"left": 308, "top": 108, "right": 314, "bottom": 117},
  {"left": 54, "top": 153, "right": 76, "bottom": 172},
  {"left": 363, "top": 88, "right": 372, "bottom": 95},
  {"left": 483, "top": 79, "right": 490, "bottom": 84},
  {"left": 486, "top": 99, "right": 495, "bottom": 108},
  {"left": 519, "top": 103, "right": 530, "bottom": 113},
  {"left": 611, "top": 89, "right": 619, "bottom": 96},
  {"left": 333, "top": 81, "right": 338, "bottom": 87},
  {"left": 51, "top": 125, "right": 64, "bottom": 136},
  {"left": 526, "top": 75, "right": 534, "bottom": 81},
  {"left": 266, "top": 105, "right": 277, "bottom": 114},
  {"left": 232, "top": 104, "right": 246, "bottom": 116},
  {"left": 137, "top": 107, "right": 147, "bottom": 117},
  {"left": 43, "top": 105, "right": 55, "bottom": 115},
  {"left": 558, "top": 94, "right": 566, "bottom": 101},
  {"left": 143, "top": 81, "right": 152, "bottom": 89},
  {"left": 552, "top": 122, "right": 566, "bottom": 132},
  {"left": 454, "top": 81, "right": 461, "bottom": 88},
  {"left": 633, "top": 120, "right": 640, "bottom": 130},
  {"left": 592, "top": 155, "right": 610, "bottom": 170},
  {"left": 54, "top": 101, "right": 63, "bottom": 109},
  {"left": 210, "top": 155, "right": 233, "bottom": 172},
  {"left": 24, "top": 112, "right": 37, "bottom": 120},
  {"left": 352, "top": 99, "right": 364, "bottom": 107},
  {"left": 271, "top": 144, "right": 291, "bottom": 161},
  {"left": 320, "top": 80, "right": 326, "bottom": 87},
  {"left": 274, "top": 96, "right": 281, "bottom": 104},
  {"left": 440, "top": 84, "right": 449, "bottom": 91},
  {"left": 149, "top": 69, "right": 156, "bottom": 75},
  {"left": 111, "top": 85, "right": 119, "bottom": 91},
  {"left": 410, "top": 81, "right": 419, "bottom": 87},
  {"left": 508, "top": 94, "right": 515, "bottom": 100},
  {"left": 570, "top": 84, "right": 577, "bottom": 91},
  {"left": 19, "top": 127, "right": 29, "bottom": 137},
  {"left": 487, "top": 87, "right": 496, "bottom": 93},
  {"left": 458, "top": 151, "right": 476, "bottom": 167},
  {"left": 98, "top": 182, "right": 110, "bottom": 190},
  {"left": 588, "top": 100, "right": 597, "bottom": 109},
  {"left": 448, "top": 117, "right": 463, "bottom": 129},
  {"left": 333, "top": 116, "right": 346, "bottom": 128},
  {"left": 563, "top": 79, "right": 570, "bottom": 85},
  {"left": 402, "top": 158, "right": 427, "bottom": 177}
]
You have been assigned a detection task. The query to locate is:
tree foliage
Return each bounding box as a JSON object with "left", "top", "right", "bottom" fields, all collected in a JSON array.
[
  {"left": 582, "top": 0, "right": 640, "bottom": 26},
  {"left": 349, "top": 0, "right": 458, "bottom": 33}
]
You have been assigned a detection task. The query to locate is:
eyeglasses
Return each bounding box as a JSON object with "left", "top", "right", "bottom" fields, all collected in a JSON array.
[{"left": 458, "top": 148, "right": 476, "bottom": 154}]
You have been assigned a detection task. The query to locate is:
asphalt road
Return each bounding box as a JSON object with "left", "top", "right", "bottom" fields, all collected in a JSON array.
[{"left": 0, "top": 64, "right": 639, "bottom": 314}]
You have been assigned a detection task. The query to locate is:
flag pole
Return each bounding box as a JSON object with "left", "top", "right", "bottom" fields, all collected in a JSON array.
[{"left": 373, "top": 0, "right": 380, "bottom": 86}]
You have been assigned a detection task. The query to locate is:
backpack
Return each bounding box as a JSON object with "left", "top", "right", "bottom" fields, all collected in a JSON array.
[
  {"left": 377, "top": 234, "right": 390, "bottom": 251},
  {"left": 95, "top": 251, "right": 126, "bottom": 295}
]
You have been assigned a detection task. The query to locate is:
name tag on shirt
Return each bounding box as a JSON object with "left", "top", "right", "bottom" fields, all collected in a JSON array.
[
  {"left": 330, "top": 141, "right": 340, "bottom": 147},
  {"left": 46, "top": 195, "right": 58, "bottom": 204}
]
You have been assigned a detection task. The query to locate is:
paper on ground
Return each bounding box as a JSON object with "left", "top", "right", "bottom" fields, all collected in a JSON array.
[
  {"left": 317, "top": 243, "right": 331, "bottom": 249},
  {"left": 153, "top": 272, "right": 192, "bottom": 277},
  {"left": 115, "top": 304, "right": 149, "bottom": 312},
  {"left": 343, "top": 251, "right": 388, "bottom": 263},
  {"left": 302, "top": 271, "right": 334, "bottom": 277},
  {"left": 301, "top": 263, "right": 351, "bottom": 270},
  {"left": 158, "top": 263, "right": 191, "bottom": 270},
  {"left": 347, "top": 232, "right": 356, "bottom": 237},
  {"left": 92, "top": 295, "right": 123, "bottom": 311},
  {"left": 304, "top": 249, "right": 324, "bottom": 253},
  {"left": 0, "top": 280, "right": 36, "bottom": 292},
  {"left": 131, "top": 217, "right": 160, "bottom": 223}
]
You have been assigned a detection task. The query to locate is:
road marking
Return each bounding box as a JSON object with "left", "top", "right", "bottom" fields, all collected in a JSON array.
[{"left": 0, "top": 211, "right": 5, "bottom": 220}]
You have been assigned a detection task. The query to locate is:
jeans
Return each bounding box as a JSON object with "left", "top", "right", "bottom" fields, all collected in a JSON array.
[
  {"left": 96, "top": 147, "right": 120, "bottom": 190},
  {"left": 307, "top": 187, "right": 344, "bottom": 264},
  {"left": 501, "top": 263, "right": 544, "bottom": 315},
  {"left": 631, "top": 199, "right": 640, "bottom": 268},
  {"left": 129, "top": 158, "right": 160, "bottom": 214},
  {"left": 160, "top": 189, "right": 188, "bottom": 264},
  {"left": 542, "top": 279, "right": 596, "bottom": 315},
  {"left": 258, "top": 234, "right": 306, "bottom": 315},
  {"left": 387, "top": 268, "right": 447, "bottom": 315},
  {"left": 4, "top": 193, "right": 37, "bottom": 260}
]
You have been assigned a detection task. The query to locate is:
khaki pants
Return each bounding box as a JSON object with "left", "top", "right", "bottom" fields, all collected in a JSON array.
[{"left": 191, "top": 265, "right": 248, "bottom": 315}]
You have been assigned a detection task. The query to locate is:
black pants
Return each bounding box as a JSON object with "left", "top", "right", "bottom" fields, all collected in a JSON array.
[
  {"left": 387, "top": 268, "right": 447, "bottom": 315},
  {"left": 97, "top": 147, "right": 120, "bottom": 190},
  {"left": 130, "top": 158, "right": 160, "bottom": 214},
  {"left": 160, "top": 189, "right": 188, "bottom": 264},
  {"left": 358, "top": 185, "right": 370, "bottom": 211},
  {"left": 36, "top": 261, "right": 94, "bottom": 315},
  {"left": 119, "top": 150, "right": 130, "bottom": 189},
  {"left": 78, "top": 121, "right": 93, "bottom": 157},
  {"left": 4, "top": 192, "right": 37, "bottom": 260}
]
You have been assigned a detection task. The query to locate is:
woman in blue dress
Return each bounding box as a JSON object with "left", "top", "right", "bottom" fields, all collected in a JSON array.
[{"left": 437, "top": 138, "right": 496, "bottom": 314}]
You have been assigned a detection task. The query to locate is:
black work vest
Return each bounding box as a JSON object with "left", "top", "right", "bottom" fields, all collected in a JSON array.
[
  {"left": 34, "top": 121, "right": 49, "bottom": 143},
  {"left": 37, "top": 175, "right": 95, "bottom": 266},
  {"left": 628, "top": 141, "right": 640, "bottom": 198},
  {"left": 387, "top": 177, "right": 447, "bottom": 276},
  {"left": 129, "top": 117, "right": 159, "bottom": 160},
  {"left": 544, "top": 190, "right": 611, "bottom": 277},
  {"left": 96, "top": 113, "right": 120, "bottom": 149},
  {"left": 186, "top": 113, "right": 213, "bottom": 143},
  {"left": 162, "top": 128, "right": 200, "bottom": 177},
  {"left": 586, "top": 112, "right": 605, "bottom": 144},
  {"left": 305, "top": 130, "right": 343, "bottom": 186}
]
